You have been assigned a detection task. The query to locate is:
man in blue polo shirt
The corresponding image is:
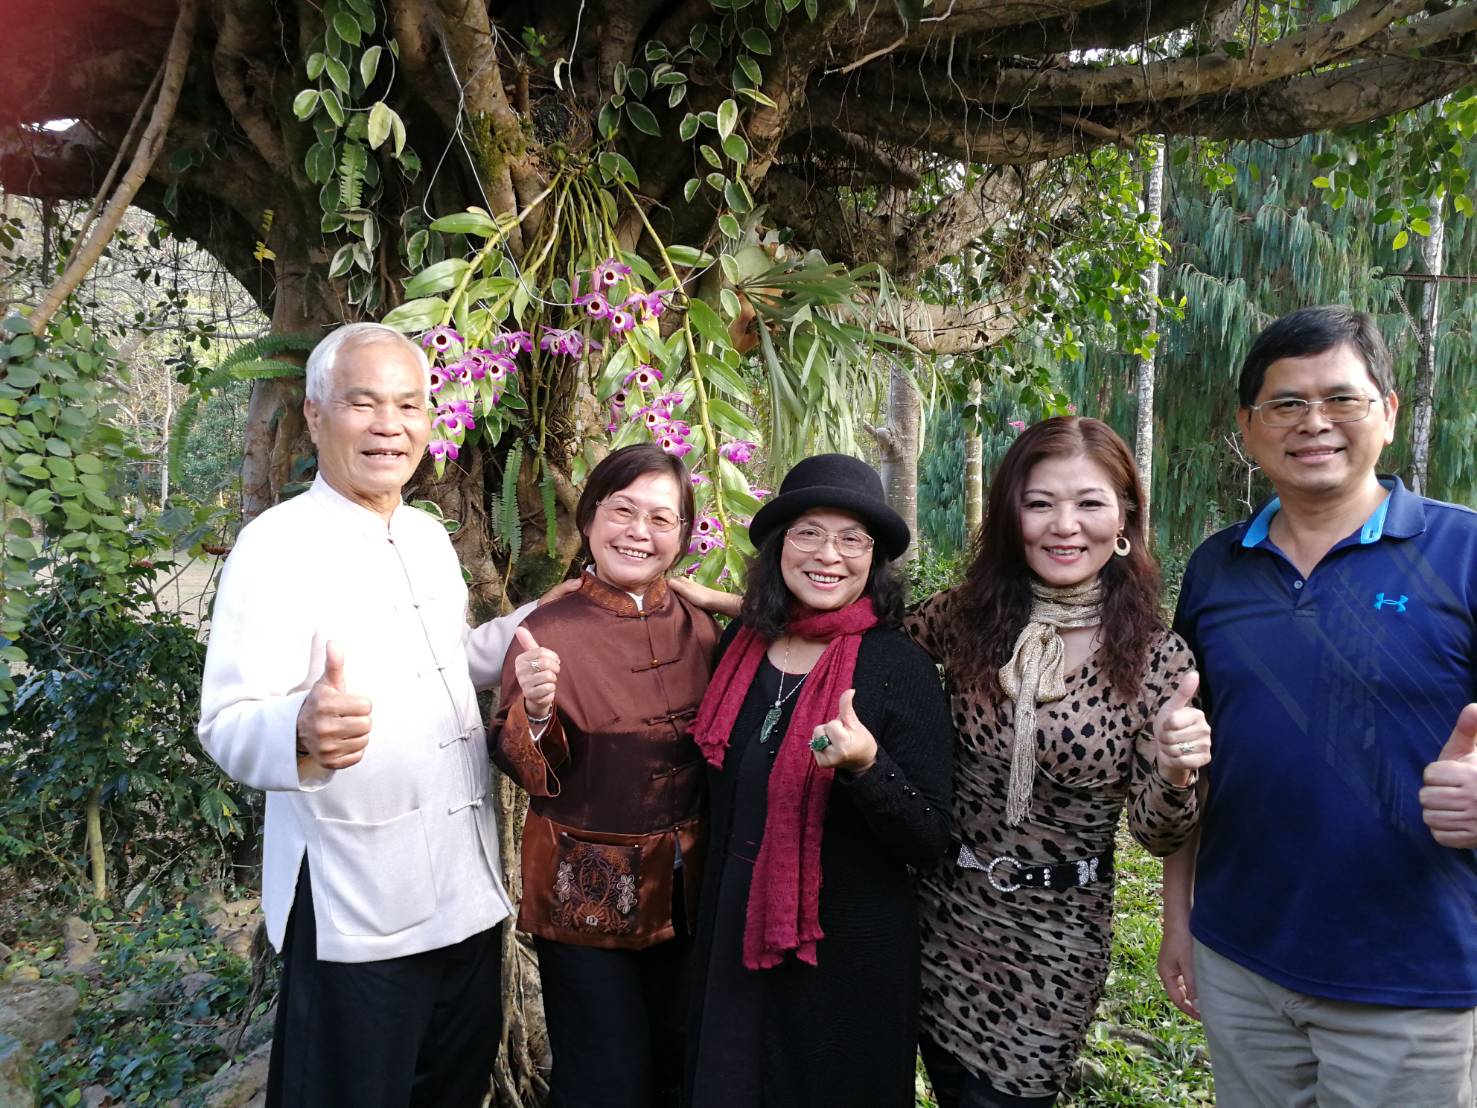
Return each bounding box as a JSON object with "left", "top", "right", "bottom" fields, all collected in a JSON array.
[{"left": 1158, "top": 305, "right": 1477, "bottom": 1106}]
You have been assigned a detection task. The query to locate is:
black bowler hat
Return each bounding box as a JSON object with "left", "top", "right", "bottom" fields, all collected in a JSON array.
[{"left": 749, "top": 454, "right": 910, "bottom": 560}]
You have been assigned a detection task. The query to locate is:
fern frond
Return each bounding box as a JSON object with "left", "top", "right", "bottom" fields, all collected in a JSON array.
[
  {"left": 339, "top": 142, "right": 368, "bottom": 210},
  {"left": 218, "top": 333, "right": 314, "bottom": 374},
  {"left": 167, "top": 393, "right": 204, "bottom": 491},
  {"left": 499, "top": 443, "right": 523, "bottom": 559}
]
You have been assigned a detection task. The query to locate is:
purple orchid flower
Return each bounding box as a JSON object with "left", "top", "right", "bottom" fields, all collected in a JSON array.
[
  {"left": 607, "top": 307, "right": 636, "bottom": 334},
  {"left": 491, "top": 330, "right": 534, "bottom": 355},
  {"left": 576, "top": 292, "right": 611, "bottom": 321},
  {"left": 461, "top": 351, "right": 492, "bottom": 381},
  {"left": 625, "top": 289, "right": 671, "bottom": 320},
  {"left": 434, "top": 400, "right": 475, "bottom": 435},
  {"left": 429, "top": 439, "right": 460, "bottom": 462},
  {"left": 719, "top": 440, "right": 758, "bottom": 465},
  {"left": 623, "top": 364, "right": 663, "bottom": 390},
  {"left": 690, "top": 473, "right": 710, "bottom": 487},
  {"left": 421, "top": 325, "right": 463, "bottom": 354},
  {"left": 693, "top": 514, "right": 723, "bottom": 537},
  {"left": 428, "top": 368, "right": 449, "bottom": 394},
  {"left": 594, "top": 257, "right": 633, "bottom": 288},
  {"left": 487, "top": 354, "right": 518, "bottom": 382},
  {"left": 539, "top": 326, "right": 596, "bottom": 358},
  {"left": 659, "top": 434, "right": 693, "bottom": 458}
]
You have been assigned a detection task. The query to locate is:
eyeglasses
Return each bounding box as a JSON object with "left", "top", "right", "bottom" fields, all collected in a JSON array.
[
  {"left": 597, "top": 498, "right": 684, "bottom": 533},
  {"left": 1247, "top": 394, "right": 1381, "bottom": 427},
  {"left": 785, "top": 524, "right": 875, "bottom": 557}
]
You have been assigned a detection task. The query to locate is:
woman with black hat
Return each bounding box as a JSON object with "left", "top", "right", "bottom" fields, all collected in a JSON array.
[{"left": 681, "top": 453, "right": 954, "bottom": 1108}]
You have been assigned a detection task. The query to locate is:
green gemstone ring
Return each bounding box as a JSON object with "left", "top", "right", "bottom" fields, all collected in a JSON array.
[{"left": 809, "top": 734, "right": 831, "bottom": 752}]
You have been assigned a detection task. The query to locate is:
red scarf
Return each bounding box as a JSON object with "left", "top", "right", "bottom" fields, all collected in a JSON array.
[{"left": 692, "top": 598, "right": 878, "bottom": 969}]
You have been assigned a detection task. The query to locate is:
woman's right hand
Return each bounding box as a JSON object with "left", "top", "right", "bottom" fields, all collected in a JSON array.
[
  {"left": 513, "top": 626, "right": 560, "bottom": 720},
  {"left": 668, "top": 575, "right": 742, "bottom": 617}
]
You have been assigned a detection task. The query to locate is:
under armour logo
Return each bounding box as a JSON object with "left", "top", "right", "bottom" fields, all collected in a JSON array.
[{"left": 1373, "top": 592, "right": 1409, "bottom": 612}]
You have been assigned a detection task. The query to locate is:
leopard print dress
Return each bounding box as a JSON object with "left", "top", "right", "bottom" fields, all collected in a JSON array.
[{"left": 903, "top": 588, "right": 1200, "bottom": 1099}]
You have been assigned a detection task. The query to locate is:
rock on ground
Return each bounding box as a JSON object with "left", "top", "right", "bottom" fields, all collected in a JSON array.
[
  {"left": 0, "top": 1034, "right": 38, "bottom": 1108},
  {"left": 196, "top": 1040, "right": 271, "bottom": 1108},
  {"left": 0, "top": 980, "right": 79, "bottom": 1051},
  {"left": 61, "top": 918, "right": 97, "bottom": 971}
]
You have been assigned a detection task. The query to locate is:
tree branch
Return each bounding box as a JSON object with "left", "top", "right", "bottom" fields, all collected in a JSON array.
[
  {"left": 30, "top": 0, "right": 198, "bottom": 334},
  {"left": 890, "top": 0, "right": 1428, "bottom": 111},
  {"left": 213, "top": 0, "right": 291, "bottom": 173},
  {"left": 888, "top": 290, "right": 1027, "bottom": 355},
  {"left": 436, "top": 0, "right": 544, "bottom": 249}
]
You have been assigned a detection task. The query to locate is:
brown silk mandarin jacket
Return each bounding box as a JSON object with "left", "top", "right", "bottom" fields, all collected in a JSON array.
[{"left": 492, "top": 573, "right": 720, "bottom": 950}]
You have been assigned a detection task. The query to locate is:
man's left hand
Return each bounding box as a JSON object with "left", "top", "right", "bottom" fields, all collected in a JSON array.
[{"left": 1420, "top": 703, "right": 1477, "bottom": 849}]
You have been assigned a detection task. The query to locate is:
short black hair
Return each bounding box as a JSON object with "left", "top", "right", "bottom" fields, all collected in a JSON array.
[
  {"left": 1238, "top": 305, "right": 1394, "bottom": 407},
  {"left": 738, "top": 527, "right": 905, "bottom": 639},
  {"left": 575, "top": 443, "right": 696, "bottom": 556}
]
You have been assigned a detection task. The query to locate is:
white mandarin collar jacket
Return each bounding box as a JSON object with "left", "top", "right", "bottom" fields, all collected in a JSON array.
[{"left": 199, "top": 476, "right": 533, "bottom": 962}]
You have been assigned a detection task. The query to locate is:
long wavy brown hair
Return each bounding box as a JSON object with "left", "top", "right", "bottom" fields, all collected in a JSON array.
[{"left": 949, "top": 416, "right": 1163, "bottom": 699}]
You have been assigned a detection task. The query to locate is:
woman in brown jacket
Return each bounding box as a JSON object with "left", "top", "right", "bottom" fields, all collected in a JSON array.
[{"left": 492, "top": 443, "right": 719, "bottom": 1108}]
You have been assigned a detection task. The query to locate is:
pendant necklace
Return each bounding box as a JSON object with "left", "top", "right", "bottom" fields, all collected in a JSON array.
[{"left": 759, "top": 638, "right": 808, "bottom": 745}]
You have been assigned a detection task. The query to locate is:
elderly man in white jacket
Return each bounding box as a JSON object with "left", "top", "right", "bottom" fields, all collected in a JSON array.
[{"left": 199, "top": 323, "right": 547, "bottom": 1107}]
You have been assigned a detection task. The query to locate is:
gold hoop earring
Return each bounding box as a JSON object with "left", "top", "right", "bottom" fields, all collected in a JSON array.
[{"left": 1114, "top": 533, "right": 1131, "bottom": 557}]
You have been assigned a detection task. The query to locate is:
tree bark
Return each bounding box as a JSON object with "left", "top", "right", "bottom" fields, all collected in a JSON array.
[
  {"left": 965, "top": 380, "right": 984, "bottom": 540},
  {"left": 1134, "top": 139, "right": 1165, "bottom": 534},
  {"left": 86, "top": 786, "right": 108, "bottom": 901},
  {"left": 872, "top": 359, "right": 920, "bottom": 563},
  {"left": 1410, "top": 200, "right": 1445, "bottom": 497}
]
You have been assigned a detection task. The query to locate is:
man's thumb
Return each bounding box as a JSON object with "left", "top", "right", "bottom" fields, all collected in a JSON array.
[
  {"left": 1438, "top": 702, "right": 1477, "bottom": 761},
  {"left": 322, "top": 641, "right": 346, "bottom": 690},
  {"left": 515, "top": 626, "right": 540, "bottom": 654}
]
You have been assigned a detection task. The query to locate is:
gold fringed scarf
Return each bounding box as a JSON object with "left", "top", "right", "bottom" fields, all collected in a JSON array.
[{"left": 998, "top": 580, "right": 1104, "bottom": 825}]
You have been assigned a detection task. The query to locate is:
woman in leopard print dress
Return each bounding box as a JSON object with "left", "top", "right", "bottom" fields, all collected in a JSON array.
[{"left": 903, "top": 417, "right": 1211, "bottom": 1107}]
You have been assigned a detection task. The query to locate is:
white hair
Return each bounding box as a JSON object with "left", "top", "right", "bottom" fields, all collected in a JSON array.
[{"left": 304, "top": 323, "right": 431, "bottom": 404}]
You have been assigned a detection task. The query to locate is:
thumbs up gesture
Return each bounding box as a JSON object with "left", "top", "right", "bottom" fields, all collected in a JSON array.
[
  {"left": 1153, "top": 670, "right": 1212, "bottom": 788},
  {"left": 296, "top": 641, "right": 373, "bottom": 770},
  {"left": 514, "top": 626, "right": 560, "bottom": 720},
  {"left": 810, "top": 689, "right": 878, "bottom": 774},
  {"left": 1419, "top": 703, "right": 1477, "bottom": 849}
]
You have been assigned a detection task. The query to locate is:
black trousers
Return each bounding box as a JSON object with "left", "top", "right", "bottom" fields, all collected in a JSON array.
[
  {"left": 265, "top": 863, "right": 503, "bottom": 1108},
  {"left": 920, "top": 1034, "right": 1059, "bottom": 1108},
  {"left": 535, "top": 932, "right": 691, "bottom": 1108}
]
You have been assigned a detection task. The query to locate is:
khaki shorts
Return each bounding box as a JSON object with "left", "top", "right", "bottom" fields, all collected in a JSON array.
[{"left": 1194, "top": 940, "right": 1476, "bottom": 1108}]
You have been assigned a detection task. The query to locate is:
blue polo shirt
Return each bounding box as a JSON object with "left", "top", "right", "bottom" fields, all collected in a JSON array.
[{"left": 1175, "top": 476, "right": 1477, "bottom": 1008}]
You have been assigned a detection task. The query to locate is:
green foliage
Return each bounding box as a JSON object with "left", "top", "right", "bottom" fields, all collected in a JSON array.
[
  {"left": 1, "top": 559, "right": 251, "bottom": 902},
  {"left": 1066, "top": 132, "right": 1477, "bottom": 545},
  {"left": 0, "top": 314, "right": 140, "bottom": 712},
  {"left": 296, "top": 0, "right": 415, "bottom": 311},
  {"left": 904, "top": 542, "right": 967, "bottom": 605},
  {"left": 1314, "top": 95, "right": 1477, "bottom": 247},
  {"left": 917, "top": 407, "right": 966, "bottom": 556},
  {"left": 27, "top": 902, "right": 269, "bottom": 1107}
]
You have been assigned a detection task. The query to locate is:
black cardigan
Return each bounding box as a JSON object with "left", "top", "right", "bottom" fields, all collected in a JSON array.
[{"left": 686, "top": 624, "right": 955, "bottom": 1108}]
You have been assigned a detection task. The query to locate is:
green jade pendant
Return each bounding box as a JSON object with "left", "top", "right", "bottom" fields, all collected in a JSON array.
[{"left": 759, "top": 706, "right": 782, "bottom": 745}]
